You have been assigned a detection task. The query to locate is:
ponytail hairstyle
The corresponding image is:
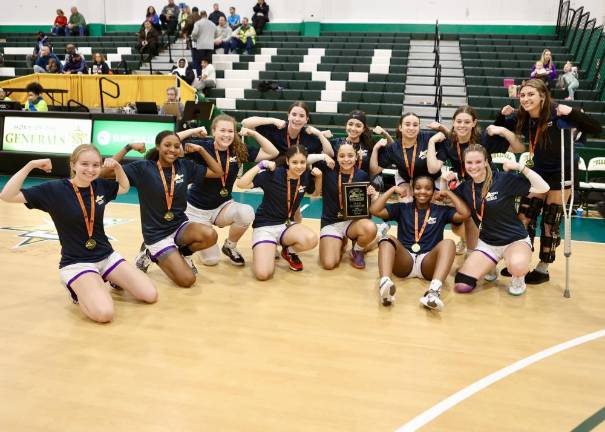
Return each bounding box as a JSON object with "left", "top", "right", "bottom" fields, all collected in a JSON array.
[
  {"left": 411, "top": 175, "right": 435, "bottom": 197},
  {"left": 450, "top": 105, "right": 481, "bottom": 152},
  {"left": 396, "top": 112, "right": 420, "bottom": 141},
  {"left": 146, "top": 130, "right": 180, "bottom": 161},
  {"left": 211, "top": 114, "right": 249, "bottom": 164},
  {"left": 463, "top": 144, "right": 492, "bottom": 199},
  {"left": 345, "top": 110, "right": 374, "bottom": 151},
  {"left": 515, "top": 79, "right": 553, "bottom": 149},
  {"left": 69, "top": 144, "right": 102, "bottom": 178},
  {"left": 275, "top": 144, "right": 308, "bottom": 168}
]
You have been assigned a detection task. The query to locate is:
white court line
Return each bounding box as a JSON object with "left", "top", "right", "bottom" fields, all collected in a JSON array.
[
  {"left": 300, "top": 204, "right": 309, "bottom": 213},
  {"left": 396, "top": 328, "right": 605, "bottom": 432}
]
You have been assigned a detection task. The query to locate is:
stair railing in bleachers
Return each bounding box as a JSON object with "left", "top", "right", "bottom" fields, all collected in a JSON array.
[
  {"left": 585, "top": 28, "right": 605, "bottom": 88},
  {"left": 433, "top": 19, "right": 440, "bottom": 58},
  {"left": 99, "top": 76, "right": 120, "bottom": 113},
  {"left": 161, "top": 32, "right": 174, "bottom": 64},
  {"left": 569, "top": 9, "right": 590, "bottom": 58},
  {"left": 432, "top": 19, "right": 443, "bottom": 122},
  {"left": 115, "top": 58, "right": 131, "bottom": 75},
  {"left": 67, "top": 99, "right": 90, "bottom": 112},
  {"left": 557, "top": 1, "right": 571, "bottom": 39},
  {"left": 564, "top": 7, "right": 581, "bottom": 51},
  {"left": 576, "top": 18, "right": 597, "bottom": 67}
]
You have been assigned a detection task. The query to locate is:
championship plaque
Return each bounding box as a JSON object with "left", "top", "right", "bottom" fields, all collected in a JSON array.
[{"left": 343, "top": 182, "right": 370, "bottom": 219}]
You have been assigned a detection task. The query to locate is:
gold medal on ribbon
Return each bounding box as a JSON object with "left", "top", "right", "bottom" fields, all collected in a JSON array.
[
  {"left": 219, "top": 188, "right": 229, "bottom": 197},
  {"left": 85, "top": 238, "right": 97, "bottom": 250},
  {"left": 411, "top": 243, "right": 421, "bottom": 253},
  {"left": 525, "top": 158, "right": 534, "bottom": 168},
  {"left": 215, "top": 146, "right": 231, "bottom": 199},
  {"left": 157, "top": 161, "right": 176, "bottom": 223},
  {"left": 71, "top": 181, "right": 96, "bottom": 252},
  {"left": 164, "top": 211, "right": 174, "bottom": 221}
]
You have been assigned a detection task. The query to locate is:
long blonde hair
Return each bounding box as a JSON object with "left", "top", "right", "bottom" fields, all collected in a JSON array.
[
  {"left": 69, "top": 144, "right": 102, "bottom": 178},
  {"left": 463, "top": 144, "right": 492, "bottom": 199}
]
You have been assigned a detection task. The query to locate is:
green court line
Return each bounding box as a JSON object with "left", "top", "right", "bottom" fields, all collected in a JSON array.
[
  {"left": 571, "top": 406, "right": 605, "bottom": 432},
  {"left": 3, "top": 176, "right": 605, "bottom": 243}
]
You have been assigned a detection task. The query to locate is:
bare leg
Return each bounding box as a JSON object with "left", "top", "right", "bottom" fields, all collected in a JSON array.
[
  {"left": 70, "top": 273, "right": 114, "bottom": 323},
  {"left": 105, "top": 261, "right": 158, "bottom": 303},
  {"left": 252, "top": 242, "right": 277, "bottom": 281}
]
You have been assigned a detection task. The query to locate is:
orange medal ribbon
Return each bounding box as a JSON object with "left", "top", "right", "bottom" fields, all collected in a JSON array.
[
  {"left": 157, "top": 161, "right": 176, "bottom": 217},
  {"left": 70, "top": 181, "right": 96, "bottom": 249},
  {"left": 402, "top": 141, "right": 417, "bottom": 179},
  {"left": 215, "top": 146, "right": 230, "bottom": 195},
  {"left": 528, "top": 125, "right": 541, "bottom": 162},
  {"left": 286, "top": 132, "right": 300, "bottom": 148},
  {"left": 414, "top": 206, "right": 431, "bottom": 245},
  {"left": 286, "top": 175, "right": 301, "bottom": 223},
  {"left": 471, "top": 181, "right": 486, "bottom": 228}
]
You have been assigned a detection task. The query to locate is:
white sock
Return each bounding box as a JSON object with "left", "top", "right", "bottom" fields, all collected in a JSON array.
[
  {"left": 286, "top": 246, "right": 295, "bottom": 254},
  {"left": 224, "top": 238, "right": 237, "bottom": 249},
  {"left": 380, "top": 276, "right": 392, "bottom": 286},
  {"left": 353, "top": 242, "right": 364, "bottom": 252},
  {"left": 429, "top": 279, "right": 442, "bottom": 292},
  {"left": 512, "top": 276, "right": 525, "bottom": 286},
  {"left": 536, "top": 262, "right": 549, "bottom": 274}
]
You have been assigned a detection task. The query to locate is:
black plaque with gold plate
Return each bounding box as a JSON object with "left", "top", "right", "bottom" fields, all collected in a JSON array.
[{"left": 343, "top": 182, "right": 370, "bottom": 220}]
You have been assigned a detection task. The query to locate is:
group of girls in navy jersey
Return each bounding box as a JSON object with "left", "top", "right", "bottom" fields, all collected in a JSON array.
[{"left": 1, "top": 89, "right": 601, "bottom": 322}]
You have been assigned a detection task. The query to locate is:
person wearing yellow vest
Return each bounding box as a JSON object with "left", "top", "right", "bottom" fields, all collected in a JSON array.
[
  {"left": 25, "top": 82, "right": 48, "bottom": 112},
  {"left": 230, "top": 17, "right": 256, "bottom": 54}
]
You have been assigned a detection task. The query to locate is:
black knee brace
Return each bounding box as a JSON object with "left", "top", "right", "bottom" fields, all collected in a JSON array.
[
  {"left": 539, "top": 203, "right": 563, "bottom": 263},
  {"left": 178, "top": 245, "right": 194, "bottom": 257},
  {"left": 518, "top": 196, "right": 544, "bottom": 243},
  {"left": 454, "top": 272, "right": 478, "bottom": 288},
  {"left": 378, "top": 237, "right": 397, "bottom": 249}
]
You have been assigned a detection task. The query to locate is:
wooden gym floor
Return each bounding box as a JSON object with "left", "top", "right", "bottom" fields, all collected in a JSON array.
[{"left": 1, "top": 186, "right": 605, "bottom": 431}]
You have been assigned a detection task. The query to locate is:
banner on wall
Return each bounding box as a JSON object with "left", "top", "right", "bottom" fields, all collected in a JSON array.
[
  {"left": 3, "top": 117, "right": 92, "bottom": 154},
  {"left": 92, "top": 120, "right": 175, "bottom": 158}
]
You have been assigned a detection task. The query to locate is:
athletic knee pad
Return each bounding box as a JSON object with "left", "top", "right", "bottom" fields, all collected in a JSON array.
[
  {"left": 378, "top": 237, "right": 397, "bottom": 250},
  {"left": 224, "top": 202, "right": 255, "bottom": 228},
  {"left": 197, "top": 244, "right": 220, "bottom": 266},
  {"left": 454, "top": 272, "right": 478, "bottom": 293}
]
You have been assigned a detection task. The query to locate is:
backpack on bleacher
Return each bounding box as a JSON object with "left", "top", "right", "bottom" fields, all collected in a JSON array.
[{"left": 257, "top": 80, "right": 282, "bottom": 93}]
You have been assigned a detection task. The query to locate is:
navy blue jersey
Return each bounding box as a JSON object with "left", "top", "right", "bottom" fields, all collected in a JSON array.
[
  {"left": 440, "top": 130, "right": 509, "bottom": 180},
  {"left": 187, "top": 139, "right": 241, "bottom": 210},
  {"left": 384, "top": 202, "right": 456, "bottom": 254},
  {"left": 454, "top": 171, "right": 530, "bottom": 246},
  {"left": 329, "top": 137, "right": 373, "bottom": 174},
  {"left": 316, "top": 161, "right": 370, "bottom": 228},
  {"left": 256, "top": 122, "right": 322, "bottom": 157},
  {"left": 22, "top": 178, "right": 119, "bottom": 268},
  {"left": 123, "top": 158, "right": 206, "bottom": 244},
  {"left": 377, "top": 131, "right": 446, "bottom": 182},
  {"left": 252, "top": 166, "right": 311, "bottom": 228}
]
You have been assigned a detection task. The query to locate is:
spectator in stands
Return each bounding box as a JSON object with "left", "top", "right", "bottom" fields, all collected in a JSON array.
[
  {"left": 179, "top": 6, "right": 191, "bottom": 35},
  {"left": 90, "top": 53, "right": 111, "bottom": 74},
  {"left": 191, "top": 10, "right": 217, "bottom": 75},
  {"left": 46, "top": 58, "right": 61, "bottom": 74},
  {"left": 252, "top": 0, "right": 269, "bottom": 35},
  {"left": 33, "top": 46, "right": 63, "bottom": 73},
  {"left": 209, "top": 3, "right": 227, "bottom": 25},
  {"left": 26, "top": 32, "right": 51, "bottom": 68},
  {"left": 67, "top": 6, "right": 87, "bottom": 36},
  {"left": 63, "top": 52, "right": 88, "bottom": 74},
  {"left": 560, "top": 61, "right": 579, "bottom": 100},
  {"left": 137, "top": 20, "right": 160, "bottom": 61},
  {"left": 159, "top": 86, "right": 184, "bottom": 117},
  {"left": 52, "top": 9, "right": 68, "bottom": 36},
  {"left": 0, "top": 88, "right": 12, "bottom": 101},
  {"left": 25, "top": 82, "right": 48, "bottom": 112},
  {"left": 228, "top": 6, "right": 241, "bottom": 30},
  {"left": 230, "top": 17, "right": 256, "bottom": 54},
  {"left": 193, "top": 59, "right": 216, "bottom": 96},
  {"left": 146, "top": 6, "right": 162, "bottom": 32},
  {"left": 181, "top": 6, "right": 201, "bottom": 47},
  {"left": 170, "top": 57, "right": 195, "bottom": 85},
  {"left": 531, "top": 48, "right": 556, "bottom": 89},
  {"left": 214, "top": 16, "right": 232, "bottom": 53},
  {"left": 160, "top": 0, "right": 180, "bottom": 35}
]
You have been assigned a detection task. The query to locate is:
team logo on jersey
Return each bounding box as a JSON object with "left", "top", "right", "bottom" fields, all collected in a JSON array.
[
  {"left": 229, "top": 156, "right": 238, "bottom": 163},
  {"left": 358, "top": 149, "right": 367, "bottom": 159},
  {"left": 0, "top": 217, "right": 131, "bottom": 248},
  {"left": 95, "top": 195, "right": 105, "bottom": 205},
  {"left": 418, "top": 150, "right": 428, "bottom": 159},
  {"left": 298, "top": 186, "right": 306, "bottom": 193},
  {"left": 427, "top": 217, "right": 437, "bottom": 225},
  {"left": 486, "top": 191, "right": 499, "bottom": 202},
  {"left": 174, "top": 173, "right": 184, "bottom": 184}
]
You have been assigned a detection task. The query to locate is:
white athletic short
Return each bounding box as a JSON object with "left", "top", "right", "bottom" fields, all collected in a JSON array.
[
  {"left": 404, "top": 250, "right": 429, "bottom": 279},
  {"left": 319, "top": 220, "right": 353, "bottom": 240},
  {"left": 185, "top": 200, "right": 232, "bottom": 227},
  {"left": 60, "top": 251, "right": 125, "bottom": 303},
  {"left": 474, "top": 236, "right": 532, "bottom": 264},
  {"left": 146, "top": 220, "right": 192, "bottom": 261},
  {"left": 251, "top": 223, "right": 295, "bottom": 248}
]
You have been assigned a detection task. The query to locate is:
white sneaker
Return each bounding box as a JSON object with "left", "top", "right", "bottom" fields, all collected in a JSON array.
[
  {"left": 420, "top": 289, "right": 444, "bottom": 311},
  {"left": 184, "top": 256, "right": 198, "bottom": 275},
  {"left": 378, "top": 222, "right": 391, "bottom": 240},
  {"left": 484, "top": 269, "right": 498, "bottom": 282},
  {"left": 455, "top": 239, "right": 467, "bottom": 255},
  {"left": 379, "top": 277, "right": 396, "bottom": 306},
  {"left": 508, "top": 276, "right": 526, "bottom": 296},
  {"left": 135, "top": 248, "right": 152, "bottom": 273}
]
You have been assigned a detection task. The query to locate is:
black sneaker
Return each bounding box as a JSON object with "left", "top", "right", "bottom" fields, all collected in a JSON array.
[
  {"left": 500, "top": 267, "right": 512, "bottom": 277},
  {"left": 221, "top": 243, "right": 245, "bottom": 266},
  {"left": 525, "top": 269, "right": 550, "bottom": 284}
]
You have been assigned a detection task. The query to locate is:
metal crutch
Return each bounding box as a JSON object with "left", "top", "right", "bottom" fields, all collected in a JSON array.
[{"left": 561, "top": 127, "right": 573, "bottom": 298}]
